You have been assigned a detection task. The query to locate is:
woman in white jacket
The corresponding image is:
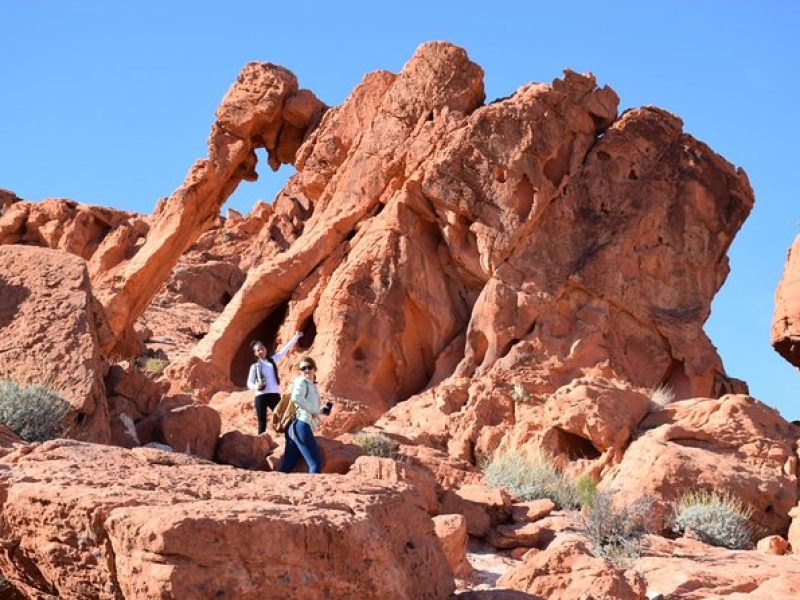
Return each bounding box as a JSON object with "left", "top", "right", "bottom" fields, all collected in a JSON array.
[
  {"left": 279, "top": 356, "right": 329, "bottom": 474},
  {"left": 246, "top": 332, "right": 302, "bottom": 434}
]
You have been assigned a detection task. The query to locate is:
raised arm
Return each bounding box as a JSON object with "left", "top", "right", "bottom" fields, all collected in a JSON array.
[{"left": 272, "top": 331, "right": 303, "bottom": 363}]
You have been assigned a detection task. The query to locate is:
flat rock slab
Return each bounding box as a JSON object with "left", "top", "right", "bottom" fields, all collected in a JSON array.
[{"left": 0, "top": 440, "right": 452, "bottom": 599}]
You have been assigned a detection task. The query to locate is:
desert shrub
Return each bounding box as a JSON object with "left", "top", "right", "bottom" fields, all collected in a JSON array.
[
  {"left": 672, "top": 490, "right": 753, "bottom": 549},
  {"left": 649, "top": 383, "right": 675, "bottom": 410},
  {"left": 484, "top": 451, "right": 592, "bottom": 510},
  {"left": 575, "top": 473, "right": 598, "bottom": 508},
  {"left": 135, "top": 356, "right": 168, "bottom": 376},
  {"left": 0, "top": 380, "right": 72, "bottom": 442},
  {"left": 353, "top": 432, "right": 396, "bottom": 458},
  {"left": 143, "top": 358, "right": 168, "bottom": 375},
  {"left": 583, "top": 491, "right": 653, "bottom": 563},
  {"left": 511, "top": 382, "right": 531, "bottom": 403}
]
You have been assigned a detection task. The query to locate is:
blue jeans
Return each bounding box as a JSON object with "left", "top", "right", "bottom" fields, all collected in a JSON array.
[{"left": 279, "top": 420, "right": 322, "bottom": 474}]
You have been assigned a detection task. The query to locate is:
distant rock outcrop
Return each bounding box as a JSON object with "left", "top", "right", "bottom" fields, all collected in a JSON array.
[{"left": 773, "top": 234, "right": 800, "bottom": 368}]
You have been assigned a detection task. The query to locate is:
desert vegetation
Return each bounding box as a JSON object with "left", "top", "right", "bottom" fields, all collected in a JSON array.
[
  {"left": 671, "top": 490, "right": 754, "bottom": 549},
  {"left": 0, "top": 380, "right": 71, "bottom": 442},
  {"left": 582, "top": 491, "right": 653, "bottom": 562},
  {"left": 484, "top": 451, "right": 596, "bottom": 509},
  {"left": 649, "top": 383, "right": 676, "bottom": 411},
  {"left": 352, "top": 432, "right": 396, "bottom": 458}
]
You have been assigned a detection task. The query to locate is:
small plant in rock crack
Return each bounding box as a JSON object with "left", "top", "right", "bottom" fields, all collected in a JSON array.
[
  {"left": 671, "top": 490, "right": 754, "bottom": 549},
  {"left": 511, "top": 382, "right": 531, "bottom": 404},
  {"left": 649, "top": 383, "right": 676, "bottom": 411},
  {"left": 583, "top": 491, "right": 653, "bottom": 563},
  {"left": 0, "top": 380, "right": 72, "bottom": 442},
  {"left": 353, "top": 432, "right": 396, "bottom": 458}
]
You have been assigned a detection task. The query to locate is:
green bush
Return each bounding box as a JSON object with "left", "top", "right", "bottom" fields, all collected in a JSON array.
[
  {"left": 672, "top": 490, "right": 753, "bottom": 549},
  {"left": 353, "top": 432, "right": 396, "bottom": 458},
  {"left": 583, "top": 491, "right": 652, "bottom": 563},
  {"left": 135, "top": 356, "right": 168, "bottom": 376},
  {"left": 0, "top": 380, "right": 72, "bottom": 442},
  {"left": 575, "top": 473, "right": 598, "bottom": 508},
  {"left": 483, "top": 451, "right": 592, "bottom": 510}
]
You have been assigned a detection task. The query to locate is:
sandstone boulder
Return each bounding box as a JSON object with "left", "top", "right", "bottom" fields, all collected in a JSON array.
[
  {"left": 209, "top": 389, "right": 256, "bottom": 434},
  {"left": 601, "top": 395, "right": 798, "bottom": 534},
  {"left": 634, "top": 535, "right": 800, "bottom": 599},
  {"left": 215, "top": 429, "right": 276, "bottom": 470},
  {"left": 0, "top": 440, "right": 453, "bottom": 599},
  {"left": 0, "top": 245, "right": 110, "bottom": 442},
  {"left": 159, "top": 404, "right": 222, "bottom": 460},
  {"left": 757, "top": 535, "right": 788, "bottom": 555},
  {"left": 432, "top": 514, "right": 472, "bottom": 579},
  {"left": 497, "top": 536, "right": 646, "bottom": 599},
  {"left": 350, "top": 455, "right": 439, "bottom": 514},
  {"left": 773, "top": 234, "right": 800, "bottom": 368}
]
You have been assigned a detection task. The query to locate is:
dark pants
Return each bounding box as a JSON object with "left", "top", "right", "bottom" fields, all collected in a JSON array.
[
  {"left": 254, "top": 393, "right": 280, "bottom": 434},
  {"left": 279, "top": 420, "right": 322, "bottom": 474}
]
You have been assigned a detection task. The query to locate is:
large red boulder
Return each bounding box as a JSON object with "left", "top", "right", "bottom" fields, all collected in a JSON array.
[
  {"left": 601, "top": 395, "right": 798, "bottom": 534},
  {"left": 0, "top": 245, "right": 110, "bottom": 442},
  {"left": 497, "top": 536, "right": 646, "bottom": 599},
  {"left": 0, "top": 440, "right": 453, "bottom": 599}
]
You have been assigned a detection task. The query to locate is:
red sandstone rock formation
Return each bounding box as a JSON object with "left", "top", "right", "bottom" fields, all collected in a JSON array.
[
  {"left": 166, "top": 43, "right": 753, "bottom": 471},
  {"left": 93, "top": 64, "right": 325, "bottom": 357},
  {"left": 0, "top": 41, "right": 786, "bottom": 598},
  {"left": 601, "top": 394, "right": 798, "bottom": 534},
  {"left": 0, "top": 246, "right": 110, "bottom": 442},
  {"left": 498, "top": 535, "right": 646, "bottom": 599},
  {"left": 773, "top": 234, "right": 800, "bottom": 368},
  {"left": 0, "top": 440, "right": 453, "bottom": 599},
  {"left": 0, "top": 197, "right": 143, "bottom": 262}
]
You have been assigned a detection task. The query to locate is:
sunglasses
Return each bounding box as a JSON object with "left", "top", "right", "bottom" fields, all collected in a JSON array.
[{"left": 300, "top": 365, "right": 315, "bottom": 371}]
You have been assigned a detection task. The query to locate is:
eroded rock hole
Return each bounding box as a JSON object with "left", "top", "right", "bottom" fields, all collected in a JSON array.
[
  {"left": 299, "top": 315, "right": 316, "bottom": 350},
  {"left": 230, "top": 300, "right": 289, "bottom": 386},
  {"left": 553, "top": 428, "right": 602, "bottom": 461}
]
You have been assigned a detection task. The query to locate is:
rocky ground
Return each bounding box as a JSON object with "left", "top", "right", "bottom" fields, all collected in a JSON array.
[{"left": 1, "top": 41, "right": 800, "bottom": 598}]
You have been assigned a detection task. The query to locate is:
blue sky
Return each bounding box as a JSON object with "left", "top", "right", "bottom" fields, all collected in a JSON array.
[{"left": 2, "top": 1, "right": 799, "bottom": 418}]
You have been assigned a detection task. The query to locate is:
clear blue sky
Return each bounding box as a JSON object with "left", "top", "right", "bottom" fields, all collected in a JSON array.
[{"left": 2, "top": 1, "right": 799, "bottom": 418}]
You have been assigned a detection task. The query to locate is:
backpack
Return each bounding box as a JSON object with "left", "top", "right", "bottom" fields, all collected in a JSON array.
[{"left": 271, "top": 379, "right": 307, "bottom": 433}]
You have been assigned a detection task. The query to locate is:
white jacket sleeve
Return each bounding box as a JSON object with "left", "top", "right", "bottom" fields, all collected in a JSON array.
[
  {"left": 291, "top": 377, "right": 320, "bottom": 415},
  {"left": 272, "top": 332, "right": 302, "bottom": 363},
  {"left": 246, "top": 363, "right": 260, "bottom": 391}
]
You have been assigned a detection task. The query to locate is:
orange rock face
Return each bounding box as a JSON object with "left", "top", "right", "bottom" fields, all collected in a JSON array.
[
  {"left": 601, "top": 395, "right": 798, "bottom": 534},
  {"left": 161, "top": 41, "right": 753, "bottom": 478},
  {"left": 0, "top": 40, "right": 780, "bottom": 596},
  {"left": 497, "top": 536, "right": 646, "bottom": 599},
  {"left": 0, "top": 246, "right": 110, "bottom": 442},
  {"left": 0, "top": 440, "right": 453, "bottom": 599},
  {"left": 773, "top": 234, "right": 800, "bottom": 368},
  {"left": 92, "top": 63, "right": 325, "bottom": 357}
]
